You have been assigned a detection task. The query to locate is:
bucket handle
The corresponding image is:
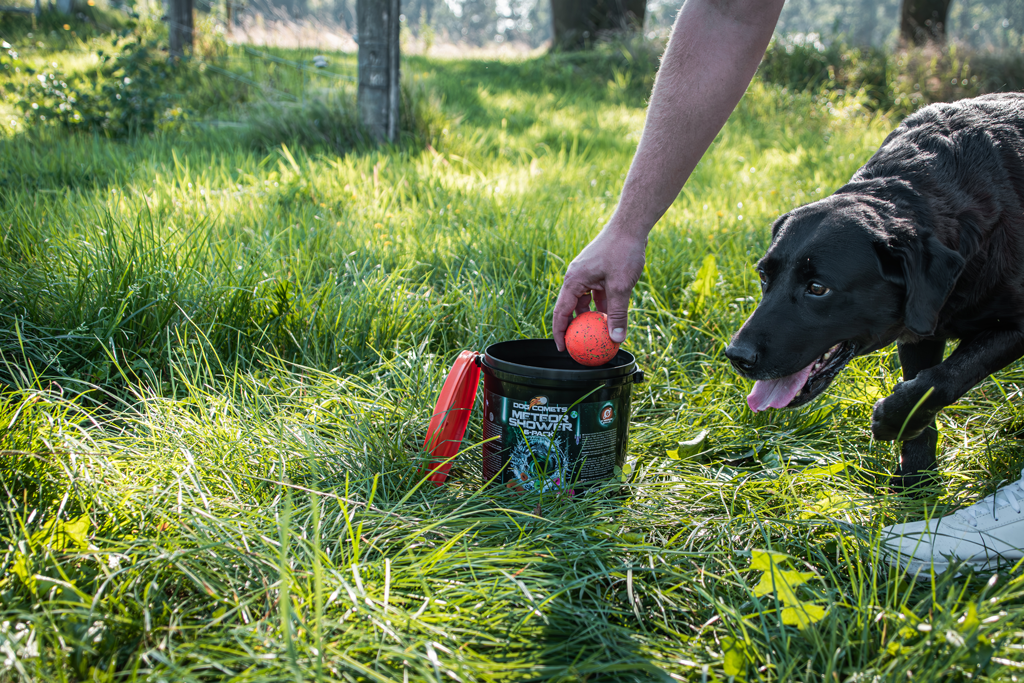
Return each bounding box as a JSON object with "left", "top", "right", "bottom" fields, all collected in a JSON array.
[{"left": 421, "top": 350, "right": 482, "bottom": 486}]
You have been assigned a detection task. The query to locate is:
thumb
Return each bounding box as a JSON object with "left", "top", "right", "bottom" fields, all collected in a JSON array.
[{"left": 604, "top": 290, "right": 630, "bottom": 344}]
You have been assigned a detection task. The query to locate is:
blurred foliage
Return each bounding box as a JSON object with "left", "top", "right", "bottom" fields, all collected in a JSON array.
[
  {"left": 649, "top": 0, "right": 1024, "bottom": 52},
  {"left": 0, "top": 3, "right": 133, "bottom": 40},
  {"left": 759, "top": 32, "right": 1024, "bottom": 116},
  {"left": 7, "top": 31, "right": 181, "bottom": 138},
  {"left": 0, "top": 12, "right": 447, "bottom": 147}
]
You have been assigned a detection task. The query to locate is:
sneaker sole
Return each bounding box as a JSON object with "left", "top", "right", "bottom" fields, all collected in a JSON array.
[{"left": 884, "top": 549, "right": 1020, "bottom": 578}]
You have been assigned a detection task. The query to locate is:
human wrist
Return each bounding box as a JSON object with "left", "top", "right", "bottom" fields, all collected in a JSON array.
[{"left": 602, "top": 214, "right": 654, "bottom": 246}]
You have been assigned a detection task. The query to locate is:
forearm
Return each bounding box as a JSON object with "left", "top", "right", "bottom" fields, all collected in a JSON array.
[
  {"left": 551, "top": 0, "right": 784, "bottom": 348},
  {"left": 608, "top": 0, "right": 785, "bottom": 240}
]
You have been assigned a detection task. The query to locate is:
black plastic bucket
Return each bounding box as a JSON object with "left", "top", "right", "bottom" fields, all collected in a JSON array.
[{"left": 479, "top": 339, "right": 644, "bottom": 493}]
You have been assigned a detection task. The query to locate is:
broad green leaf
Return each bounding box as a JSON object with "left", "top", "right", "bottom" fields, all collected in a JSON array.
[
  {"left": 749, "top": 550, "right": 789, "bottom": 571},
  {"left": 721, "top": 636, "right": 751, "bottom": 678},
  {"left": 61, "top": 515, "right": 90, "bottom": 550},
  {"left": 672, "top": 430, "right": 708, "bottom": 459},
  {"left": 781, "top": 603, "right": 826, "bottom": 629},
  {"left": 752, "top": 567, "right": 815, "bottom": 605},
  {"left": 31, "top": 515, "right": 90, "bottom": 552},
  {"left": 799, "top": 493, "right": 859, "bottom": 519},
  {"left": 690, "top": 255, "right": 717, "bottom": 311},
  {"left": 12, "top": 552, "right": 35, "bottom": 592}
]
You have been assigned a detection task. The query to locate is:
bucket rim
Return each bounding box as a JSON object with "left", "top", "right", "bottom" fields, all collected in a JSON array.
[{"left": 482, "top": 338, "right": 636, "bottom": 382}]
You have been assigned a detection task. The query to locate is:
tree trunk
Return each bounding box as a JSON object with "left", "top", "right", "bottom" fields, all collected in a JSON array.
[
  {"left": 357, "top": 0, "right": 400, "bottom": 141},
  {"left": 551, "top": 0, "right": 646, "bottom": 51},
  {"left": 900, "top": 0, "right": 952, "bottom": 45},
  {"left": 168, "top": 0, "right": 194, "bottom": 58}
]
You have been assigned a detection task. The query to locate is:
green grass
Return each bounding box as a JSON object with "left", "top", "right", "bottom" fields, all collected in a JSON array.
[{"left": 5, "top": 18, "right": 1024, "bottom": 682}]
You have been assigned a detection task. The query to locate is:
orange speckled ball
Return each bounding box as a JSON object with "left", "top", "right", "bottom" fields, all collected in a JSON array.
[{"left": 566, "top": 311, "right": 621, "bottom": 367}]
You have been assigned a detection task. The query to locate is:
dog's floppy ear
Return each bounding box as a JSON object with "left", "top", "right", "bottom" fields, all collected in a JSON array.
[{"left": 891, "top": 233, "right": 966, "bottom": 336}]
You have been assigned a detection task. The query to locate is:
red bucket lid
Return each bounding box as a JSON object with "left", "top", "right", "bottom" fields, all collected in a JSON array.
[{"left": 421, "top": 350, "right": 481, "bottom": 485}]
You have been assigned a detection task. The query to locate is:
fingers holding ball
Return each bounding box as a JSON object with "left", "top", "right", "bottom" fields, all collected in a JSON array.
[{"left": 565, "top": 311, "right": 621, "bottom": 366}]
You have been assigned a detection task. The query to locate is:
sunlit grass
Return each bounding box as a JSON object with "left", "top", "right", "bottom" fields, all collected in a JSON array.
[{"left": 3, "top": 23, "right": 1024, "bottom": 682}]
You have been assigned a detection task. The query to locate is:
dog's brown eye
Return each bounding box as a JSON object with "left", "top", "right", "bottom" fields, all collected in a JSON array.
[
  {"left": 757, "top": 269, "right": 767, "bottom": 286},
  {"left": 808, "top": 282, "right": 830, "bottom": 296}
]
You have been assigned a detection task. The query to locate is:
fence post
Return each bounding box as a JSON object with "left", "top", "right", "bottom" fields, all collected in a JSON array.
[
  {"left": 357, "top": 0, "right": 400, "bottom": 141},
  {"left": 169, "top": 0, "right": 194, "bottom": 58}
]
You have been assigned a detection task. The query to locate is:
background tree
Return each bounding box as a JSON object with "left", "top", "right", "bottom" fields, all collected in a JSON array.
[
  {"left": 550, "top": 0, "right": 646, "bottom": 50},
  {"left": 168, "top": 0, "right": 194, "bottom": 57},
  {"left": 900, "top": 0, "right": 952, "bottom": 44},
  {"left": 357, "top": 0, "right": 400, "bottom": 140}
]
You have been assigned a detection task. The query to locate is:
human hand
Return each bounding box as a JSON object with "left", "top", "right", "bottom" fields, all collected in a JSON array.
[{"left": 552, "top": 227, "right": 647, "bottom": 352}]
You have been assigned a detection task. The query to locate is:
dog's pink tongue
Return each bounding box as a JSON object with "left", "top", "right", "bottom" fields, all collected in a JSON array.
[{"left": 747, "top": 362, "right": 815, "bottom": 413}]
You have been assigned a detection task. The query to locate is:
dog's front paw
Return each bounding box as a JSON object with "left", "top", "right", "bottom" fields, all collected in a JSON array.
[{"left": 871, "top": 379, "right": 942, "bottom": 441}]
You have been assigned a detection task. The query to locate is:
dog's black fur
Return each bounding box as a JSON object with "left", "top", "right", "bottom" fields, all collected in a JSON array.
[{"left": 725, "top": 93, "right": 1024, "bottom": 490}]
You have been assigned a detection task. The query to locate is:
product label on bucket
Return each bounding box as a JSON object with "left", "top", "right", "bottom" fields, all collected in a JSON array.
[{"left": 482, "top": 390, "right": 618, "bottom": 492}]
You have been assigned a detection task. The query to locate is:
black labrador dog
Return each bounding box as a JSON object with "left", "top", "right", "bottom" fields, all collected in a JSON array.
[{"left": 725, "top": 93, "right": 1024, "bottom": 490}]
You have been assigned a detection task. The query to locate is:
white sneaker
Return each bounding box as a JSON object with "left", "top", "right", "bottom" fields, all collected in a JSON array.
[{"left": 881, "top": 468, "right": 1024, "bottom": 576}]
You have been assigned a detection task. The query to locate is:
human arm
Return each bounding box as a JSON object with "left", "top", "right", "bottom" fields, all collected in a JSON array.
[{"left": 551, "top": 0, "right": 787, "bottom": 351}]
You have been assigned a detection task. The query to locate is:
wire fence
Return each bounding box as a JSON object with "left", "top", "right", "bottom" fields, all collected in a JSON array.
[
  {"left": 0, "top": 2, "right": 360, "bottom": 123},
  {"left": 0, "top": 0, "right": 359, "bottom": 106},
  {"left": 160, "top": 8, "right": 360, "bottom": 106},
  {"left": 202, "top": 0, "right": 360, "bottom": 105},
  {"left": 0, "top": 4, "right": 364, "bottom": 140}
]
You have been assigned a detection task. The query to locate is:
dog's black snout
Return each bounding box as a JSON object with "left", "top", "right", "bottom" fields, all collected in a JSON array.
[{"left": 725, "top": 342, "right": 758, "bottom": 373}]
